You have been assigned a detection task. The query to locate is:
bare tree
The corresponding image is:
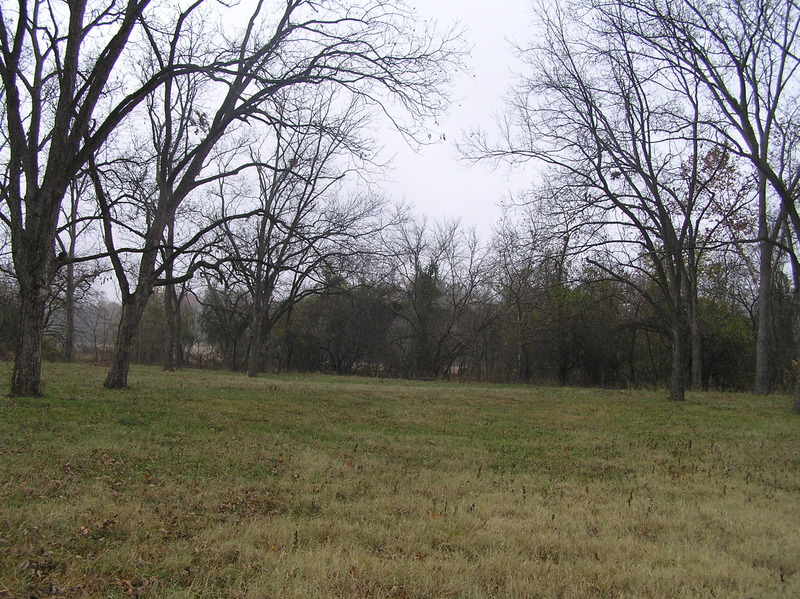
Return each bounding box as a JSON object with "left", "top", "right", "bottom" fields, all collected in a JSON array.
[
  {"left": 467, "top": 3, "right": 749, "bottom": 400},
  {"left": 589, "top": 0, "right": 800, "bottom": 402},
  {"left": 215, "top": 87, "right": 390, "bottom": 378},
  {"left": 0, "top": 0, "right": 174, "bottom": 396},
  {"left": 489, "top": 207, "right": 583, "bottom": 382},
  {"left": 90, "top": 0, "right": 462, "bottom": 389},
  {"left": 199, "top": 283, "right": 251, "bottom": 370},
  {"left": 389, "top": 218, "right": 491, "bottom": 379},
  {"left": 161, "top": 219, "right": 184, "bottom": 372},
  {"left": 53, "top": 176, "right": 107, "bottom": 362},
  {"left": 491, "top": 216, "right": 542, "bottom": 382}
]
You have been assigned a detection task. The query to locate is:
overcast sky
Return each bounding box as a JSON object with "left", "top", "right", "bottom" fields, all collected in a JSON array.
[{"left": 379, "top": 0, "right": 535, "bottom": 237}]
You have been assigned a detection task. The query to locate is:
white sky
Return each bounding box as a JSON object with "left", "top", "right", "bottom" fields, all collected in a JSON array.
[{"left": 380, "top": 0, "right": 535, "bottom": 237}]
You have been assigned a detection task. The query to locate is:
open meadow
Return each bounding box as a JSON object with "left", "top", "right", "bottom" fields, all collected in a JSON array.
[{"left": 0, "top": 363, "right": 798, "bottom": 598}]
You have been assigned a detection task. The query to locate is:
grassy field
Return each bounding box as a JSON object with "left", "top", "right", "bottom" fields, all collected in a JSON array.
[{"left": 0, "top": 363, "right": 798, "bottom": 598}]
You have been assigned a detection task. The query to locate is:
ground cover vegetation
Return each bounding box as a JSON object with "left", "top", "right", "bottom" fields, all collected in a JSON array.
[{"left": 0, "top": 363, "right": 798, "bottom": 598}]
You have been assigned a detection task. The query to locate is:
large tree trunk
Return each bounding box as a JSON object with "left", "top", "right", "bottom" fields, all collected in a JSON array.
[
  {"left": 104, "top": 291, "right": 151, "bottom": 389},
  {"left": 754, "top": 173, "right": 779, "bottom": 395},
  {"left": 11, "top": 279, "right": 49, "bottom": 397},
  {"left": 246, "top": 308, "right": 266, "bottom": 378},
  {"left": 11, "top": 212, "right": 59, "bottom": 397},
  {"left": 669, "top": 309, "right": 686, "bottom": 402}
]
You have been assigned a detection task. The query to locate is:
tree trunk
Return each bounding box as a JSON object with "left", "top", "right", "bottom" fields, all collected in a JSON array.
[
  {"left": 754, "top": 237, "right": 774, "bottom": 394},
  {"left": 669, "top": 310, "right": 686, "bottom": 402},
  {"left": 64, "top": 261, "right": 76, "bottom": 363},
  {"left": 11, "top": 280, "right": 49, "bottom": 397},
  {"left": 161, "top": 222, "right": 182, "bottom": 372},
  {"left": 11, "top": 227, "right": 57, "bottom": 396},
  {"left": 162, "top": 283, "right": 182, "bottom": 372},
  {"left": 104, "top": 291, "right": 151, "bottom": 389},
  {"left": 754, "top": 171, "right": 778, "bottom": 395},
  {"left": 64, "top": 183, "right": 80, "bottom": 363},
  {"left": 246, "top": 308, "right": 265, "bottom": 378}
]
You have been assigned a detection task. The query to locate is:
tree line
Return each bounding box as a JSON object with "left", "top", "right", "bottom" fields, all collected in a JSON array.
[
  {"left": 1, "top": 206, "right": 795, "bottom": 394},
  {"left": 2, "top": 0, "right": 800, "bottom": 411},
  {"left": 182, "top": 212, "right": 793, "bottom": 392}
]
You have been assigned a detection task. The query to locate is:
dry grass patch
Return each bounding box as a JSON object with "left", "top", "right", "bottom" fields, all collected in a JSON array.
[{"left": 0, "top": 363, "right": 798, "bottom": 598}]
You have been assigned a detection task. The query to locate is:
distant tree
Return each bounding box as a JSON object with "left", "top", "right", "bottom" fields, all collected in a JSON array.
[
  {"left": 490, "top": 212, "right": 563, "bottom": 382},
  {"left": 131, "top": 293, "right": 165, "bottom": 365},
  {"left": 80, "top": 295, "right": 120, "bottom": 364},
  {"left": 294, "top": 276, "right": 397, "bottom": 375},
  {"left": 199, "top": 284, "right": 251, "bottom": 371},
  {"left": 214, "top": 88, "right": 389, "bottom": 378},
  {"left": 389, "top": 219, "right": 490, "bottom": 379},
  {"left": 48, "top": 177, "right": 107, "bottom": 361}
]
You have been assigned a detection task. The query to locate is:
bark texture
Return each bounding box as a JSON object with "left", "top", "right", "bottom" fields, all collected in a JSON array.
[
  {"left": 669, "top": 309, "right": 686, "bottom": 402},
  {"left": 104, "top": 291, "right": 151, "bottom": 389},
  {"left": 11, "top": 278, "right": 49, "bottom": 397}
]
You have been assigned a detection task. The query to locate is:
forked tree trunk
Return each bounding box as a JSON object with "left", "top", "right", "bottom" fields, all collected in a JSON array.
[{"left": 104, "top": 291, "right": 152, "bottom": 389}]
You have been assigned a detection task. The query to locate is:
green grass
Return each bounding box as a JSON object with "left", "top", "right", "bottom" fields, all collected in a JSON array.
[{"left": 0, "top": 362, "right": 798, "bottom": 598}]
